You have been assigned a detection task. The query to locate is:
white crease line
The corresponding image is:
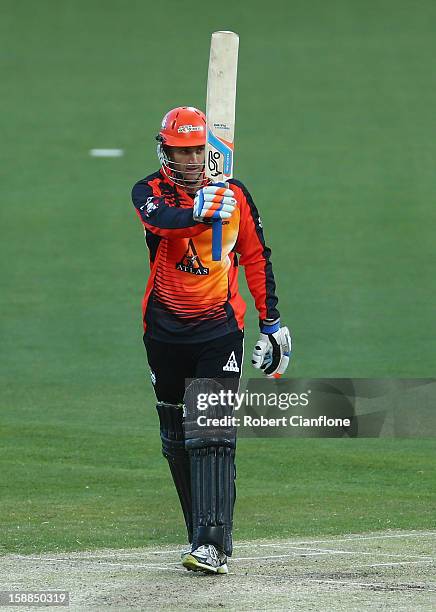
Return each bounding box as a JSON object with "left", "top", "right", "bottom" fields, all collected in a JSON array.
[
  {"left": 263, "top": 546, "right": 433, "bottom": 560},
  {"left": 148, "top": 531, "right": 436, "bottom": 553},
  {"left": 14, "top": 546, "right": 433, "bottom": 562},
  {"left": 13, "top": 548, "right": 435, "bottom": 567},
  {"left": 10, "top": 557, "right": 183, "bottom": 572},
  {"left": 14, "top": 552, "right": 332, "bottom": 564},
  {"left": 257, "top": 532, "right": 436, "bottom": 547},
  {"left": 57, "top": 550, "right": 434, "bottom": 565},
  {"left": 19, "top": 554, "right": 434, "bottom": 567},
  {"left": 147, "top": 531, "right": 436, "bottom": 554},
  {"left": 232, "top": 552, "right": 435, "bottom": 564},
  {"left": 148, "top": 531, "right": 435, "bottom": 553},
  {"left": 234, "top": 552, "right": 334, "bottom": 561}
]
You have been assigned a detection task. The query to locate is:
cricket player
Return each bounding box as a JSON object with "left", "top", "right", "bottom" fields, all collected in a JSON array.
[{"left": 131, "top": 106, "right": 291, "bottom": 574}]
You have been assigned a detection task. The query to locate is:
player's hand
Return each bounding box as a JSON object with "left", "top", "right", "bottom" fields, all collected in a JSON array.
[
  {"left": 193, "top": 184, "right": 237, "bottom": 223},
  {"left": 252, "top": 320, "right": 292, "bottom": 377}
]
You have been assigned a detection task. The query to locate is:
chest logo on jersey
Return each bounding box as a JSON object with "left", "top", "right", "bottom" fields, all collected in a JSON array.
[{"left": 176, "top": 239, "right": 209, "bottom": 275}]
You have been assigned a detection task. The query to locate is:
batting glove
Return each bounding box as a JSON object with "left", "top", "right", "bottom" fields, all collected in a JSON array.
[
  {"left": 252, "top": 319, "right": 292, "bottom": 377},
  {"left": 193, "top": 184, "right": 237, "bottom": 223}
]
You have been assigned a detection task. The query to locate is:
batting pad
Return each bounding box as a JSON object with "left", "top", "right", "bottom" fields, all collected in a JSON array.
[
  {"left": 184, "top": 378, "right": 237, "bottom": 556},
  {"left": 156, "top": 402, "right": 193, "bottom": 543}
]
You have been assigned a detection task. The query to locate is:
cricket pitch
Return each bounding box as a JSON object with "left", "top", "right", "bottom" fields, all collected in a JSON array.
[{"left": 1, "top": 530, "right": 435, "bottom": 610}]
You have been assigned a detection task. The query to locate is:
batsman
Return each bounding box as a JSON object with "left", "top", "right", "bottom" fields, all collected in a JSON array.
[{"left": 131, "top": 103, "right": 291, "bottom": 573}]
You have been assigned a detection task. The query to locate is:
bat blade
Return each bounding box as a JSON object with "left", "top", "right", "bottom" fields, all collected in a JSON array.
[{"left": 206, "top": 31, "right": 239, "bottom": 260}]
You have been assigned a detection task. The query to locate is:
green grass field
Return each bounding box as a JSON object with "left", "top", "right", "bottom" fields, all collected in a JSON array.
[{"left": 1, "top": 0, "right": 435, "bottom": 554}]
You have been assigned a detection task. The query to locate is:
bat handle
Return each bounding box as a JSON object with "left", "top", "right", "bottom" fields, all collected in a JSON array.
[
  {"left": 212, "top": 220, "right": 222, "bottom": 261},
  {"left": 211, "top": 181, "right": 226, "bottom": 261}
]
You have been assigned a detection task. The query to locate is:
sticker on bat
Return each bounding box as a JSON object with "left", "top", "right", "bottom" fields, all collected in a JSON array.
[{"left": 207, "top": 130, "right": 233, "bottom": 177}]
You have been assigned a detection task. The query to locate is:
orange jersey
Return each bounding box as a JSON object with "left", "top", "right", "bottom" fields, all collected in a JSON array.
[{"left": 131, "top": 171, "right": 280, "bottom": 342}]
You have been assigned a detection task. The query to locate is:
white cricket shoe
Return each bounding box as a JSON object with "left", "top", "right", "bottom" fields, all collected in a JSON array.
[{"left": 182, "top": 544, "right": 228, "bottom": 574}]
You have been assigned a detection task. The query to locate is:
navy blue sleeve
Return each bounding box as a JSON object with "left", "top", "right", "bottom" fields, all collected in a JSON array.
[{"left": 131, "top": 180, "right": 200, "bottom": 230}]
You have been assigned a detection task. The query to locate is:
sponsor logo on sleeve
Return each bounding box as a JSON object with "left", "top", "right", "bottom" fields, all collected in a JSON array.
[{"left": 139, "top": 196, "right": 159, "bottom": 217}]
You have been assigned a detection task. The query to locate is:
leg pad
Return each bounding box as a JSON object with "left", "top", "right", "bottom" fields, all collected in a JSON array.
[
  {"left": 156, "top": 402, "right": 192, "bottom": 543},
  {"left": 190, "top": 446, "right": 236, "bottom": 556}
]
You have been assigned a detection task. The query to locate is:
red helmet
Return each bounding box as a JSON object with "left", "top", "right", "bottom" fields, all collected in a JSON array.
[
  {"left": 158, "top": 106, "right": 206, "bottom": 147},
  {"left": 156, "top": 106, "right": 207, "bottom": 190}
]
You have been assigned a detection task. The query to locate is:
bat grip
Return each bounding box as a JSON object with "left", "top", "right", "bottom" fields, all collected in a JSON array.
[
  {"left": 212, "top": 220, "right": 222, "bottom": 261},
  {"left": 211, "top": 181, "right": 226, "bottom": 261}
]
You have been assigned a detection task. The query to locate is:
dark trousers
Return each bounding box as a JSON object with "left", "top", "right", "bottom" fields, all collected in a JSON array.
[{"left": 144, "top": 330, "right": 244, "bottom": 403}]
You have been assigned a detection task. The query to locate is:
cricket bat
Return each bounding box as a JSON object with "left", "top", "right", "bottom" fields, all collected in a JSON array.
[{"left": 205, "top": 31, "right": 239, "bottom": 261}]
